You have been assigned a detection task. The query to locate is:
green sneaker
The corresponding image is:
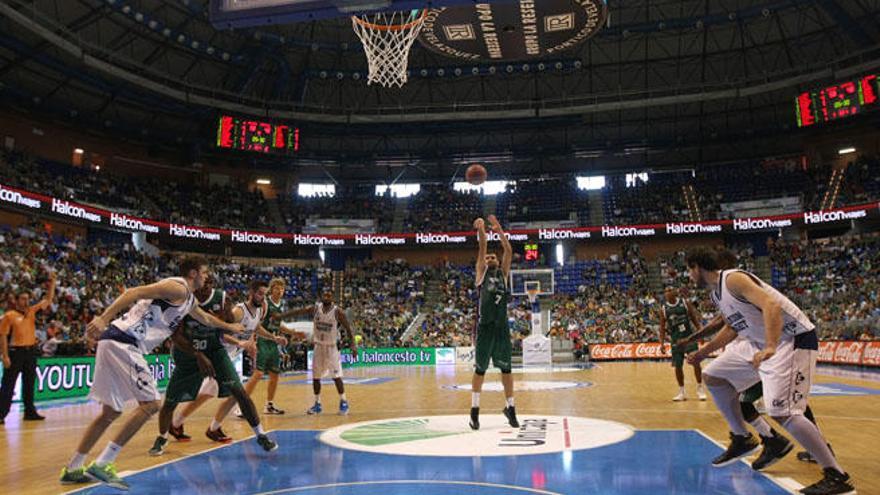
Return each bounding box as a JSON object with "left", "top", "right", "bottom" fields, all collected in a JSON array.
[
  {"left": 149, "top": 436, "right": 167, "bottom": 457},
  {"left": 59, "top": 466, "right": 90, "bottom": 485},
  {"left": 86, "top": 462, "right": 129, "bottom": 491}
]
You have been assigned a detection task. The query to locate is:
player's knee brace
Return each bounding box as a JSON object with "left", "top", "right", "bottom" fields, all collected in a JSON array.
[{"left": 740, "top": 401, "right": 759, "bottom": 422}]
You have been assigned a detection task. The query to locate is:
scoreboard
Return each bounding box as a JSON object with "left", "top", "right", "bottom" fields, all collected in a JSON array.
[
  {"left": 796, "top": 74, "right": 879, "bottom": 127},
  {"left": 216, "top": 115, "right": 300, "bottom": 155}
]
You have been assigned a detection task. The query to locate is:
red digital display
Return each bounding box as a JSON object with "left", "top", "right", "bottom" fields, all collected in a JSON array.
[
  {"left": 796, "top": 74, "right": 879, "bottom": 127},
  {"left": 524, "top": 242, "right": 539, "bottom": 261},
  {"left": 216, "top": 115, "right": 300, "bottom": 154}
]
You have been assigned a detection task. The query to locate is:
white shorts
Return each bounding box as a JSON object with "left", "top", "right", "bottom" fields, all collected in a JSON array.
[
  {"left": 704, "top": 337, "right": 815, "bottom": 417},
  {"left": 89, "top": 339, "right": 160, "bottom": 412},
  {"left": 312, "top": 343, "right": 342, "bottom": 379},
  {"left": 197, "top": 377, "right": 219, "bottom": 397}
]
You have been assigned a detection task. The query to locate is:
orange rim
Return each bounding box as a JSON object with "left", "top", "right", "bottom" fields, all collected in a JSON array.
[{"left": 352, "top": 9, "right": 427, "bottom": 32}]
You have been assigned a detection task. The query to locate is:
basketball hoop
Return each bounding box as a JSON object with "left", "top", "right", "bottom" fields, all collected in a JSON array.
[
  {"left": 526, "top": 287, "right": 539, "bottom": 304},
  {"left": 351, "top": 9, "right": 426, "bottom": 88}
]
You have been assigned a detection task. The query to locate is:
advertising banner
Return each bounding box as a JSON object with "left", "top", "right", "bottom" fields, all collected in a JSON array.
[
  {"left": 0, "top": 354, "right": 175, "bottom": 403},
  {"left": 3, "top": 182, "right": 879, "bottom": 248},
  {"left": 591, "top": 341, "right": 880, "bottom": 367},
  {"left": 308, "top": 347, "right": 439, "bottom": 369}
]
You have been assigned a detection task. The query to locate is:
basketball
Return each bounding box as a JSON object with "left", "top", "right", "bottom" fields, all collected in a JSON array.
[{"left": 466, "top": 164, "right": 487, "bottom": 185}]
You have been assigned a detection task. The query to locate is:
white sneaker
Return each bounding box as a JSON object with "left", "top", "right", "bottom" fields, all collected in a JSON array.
[
  {"left": 672, "top": 391, "right": 686, "bottom": 402},
  {"left": 697, "top": 387, "right": 708, "bottom": 401}
]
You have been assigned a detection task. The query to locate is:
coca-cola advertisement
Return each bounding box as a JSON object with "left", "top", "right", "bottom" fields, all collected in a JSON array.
[
  {"left": 591, "top": 341, "right": 879, "bottom": 366},
  {"left": 861, "top": 342, "right": 880, "bottom": 366},
  {"left": 830, "top": 341, "right": 865, "bottom": 365}
]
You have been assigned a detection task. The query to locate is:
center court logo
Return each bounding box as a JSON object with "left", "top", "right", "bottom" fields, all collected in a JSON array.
[{"left": 320, "top": 415, "right": 633, "bottom": 456}]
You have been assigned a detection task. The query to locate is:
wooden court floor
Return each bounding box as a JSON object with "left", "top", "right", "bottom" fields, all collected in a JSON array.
[{"left": 1, "top": 362, "right": 878, "bottom": 494}]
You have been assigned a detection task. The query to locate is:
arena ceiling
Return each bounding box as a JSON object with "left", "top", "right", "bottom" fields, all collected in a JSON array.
[{"left": 0, "top": 0, "right": 879, "bottom": 178}]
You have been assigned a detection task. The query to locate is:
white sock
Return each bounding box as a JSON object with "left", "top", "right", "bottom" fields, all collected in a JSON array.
[
  {"left": 68, "top": 452, "right": 87, "bottom": 470},
  {"left": 679, "top": 386, "right": 686, "bottom": 394},
  {"left": 253, "top": 424, "right": 266, "bottom": 436},
  {"left": 750, "top": 417, "right": 773, "bottom": 437},
  {"left": 340, "top": 393, "right": 347, "bottom": 402},
  {"left": 706, "top": 382, "right": 749, "bottom": 436},
  {"left": 506, "top": 397, "right": 515, "bottom": 408},
  {"left": 159, "top": 432, "right": 169, "bottom": 440},
  {"left": 210, "top": 419, "right": 222, "bottom": 432},
  {"left": 172, "top": 411, "right": 185, "bottom": 428},
  {"left": 471, "top": 392, "right": 480, "bottom": 408},
  {"left": 95, "top": 442, "right": 122, "bottom": 467},
  {"left": 783, "top": 415, "right": 843, "bottom": 473},
  {"left": 314, "top": 395, "right": 321, "bottom": 404}
]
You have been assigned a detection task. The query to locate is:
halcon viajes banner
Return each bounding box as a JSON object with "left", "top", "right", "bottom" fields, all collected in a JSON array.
[{"left": 1, "top": 182, "right": 878, "bottom": 247}]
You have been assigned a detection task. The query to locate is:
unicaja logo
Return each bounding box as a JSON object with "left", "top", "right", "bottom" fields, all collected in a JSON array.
[
  {"left": 52, "top": 199, "right": 101, "bottom": 223},
  {"left": 110, "top": 213, "right": 159, "bottom": 233},
  {"left": 601, "top": 226, "right": 656, "bottom": 238},
  {"left": 733, "top": 218, "right": 793, "bottom": 231},
  {"left": 665, "top": 223, "right": 722, "bottom": 234},
  {"left": 803, "top": 209, "right": 866, "bottom": 224},
  {"left": 355, "top": 234, "right": 405, "bottom": 246},
  {"left": 538, "top": 229, "right": 591, "bottom": 240},
  {"left": 169, "top": 224, "right": 221, "bottom": 241},
  {"left": 0, "top": 184, "right": 41, "bottom": 209},
  {"left": 231, "top": 230, "right": 283, "bottom": 245},
  {"left": 416, "top": 233, "right": 467, "bottom": 244}
]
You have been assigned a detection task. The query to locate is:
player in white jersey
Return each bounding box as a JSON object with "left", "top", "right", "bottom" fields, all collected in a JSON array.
[
  {"left": 206, "top": 279, "right": 289, "bottom": 436},
  {"left": 281, "top": 289, "right": 357, "bottom": 415},
  {"left": 60, "top": 256, "right": 245, "bottom": 491},
  {"left": 685, "top": 248, "right": 855, "bottom": 495}
]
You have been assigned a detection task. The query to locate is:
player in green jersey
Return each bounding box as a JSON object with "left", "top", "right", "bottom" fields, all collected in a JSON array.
[
  {"left": 658, "top": 286, "right": 707, "bottom": 401},
  {"left": 252, "top": 277, "right": 297, "bottom": 415},
  {"left": 469, "top": 215, "right": 518, "bottom": 431}
]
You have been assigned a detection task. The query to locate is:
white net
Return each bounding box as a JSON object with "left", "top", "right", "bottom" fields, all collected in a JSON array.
[{"left": 351, "top": 9, "right": 426, "bottom": 88}]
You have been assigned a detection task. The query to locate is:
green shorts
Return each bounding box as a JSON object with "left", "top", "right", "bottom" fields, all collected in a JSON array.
[
  {"left": 740, "top": 382, "right": 764, "bottom": 403},
  {"left": 165, "top": 345, "right": 241, "bottom": 404},
  {"left": 671, "top": 341, "right": 698, "bottom": 368},
  {"left": 474, "top": 322, "right": 512, "bottom": 374},
  {"left": 256, "top": 338, "right": 281, "bottom": 374}
]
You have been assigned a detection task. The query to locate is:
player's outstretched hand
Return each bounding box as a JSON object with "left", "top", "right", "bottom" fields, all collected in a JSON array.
[
  {"left": 86, "top": 316, "right": 108, "bottom": 339},
  {"left": 487, "top": 214, "right": 501, "bottom": 231},
  {"left": 473, "top": 218, "right": 485, "bottom": 230},
  {"left": 686, "top": 351, "right": 704, "bottom": 366},
  {"left": 350, "top": 345, "right": 359, "bottom": 360}
]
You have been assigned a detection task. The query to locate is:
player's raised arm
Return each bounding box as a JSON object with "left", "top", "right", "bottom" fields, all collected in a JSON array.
[
  {"left": 190, "top": 305, "right": 245, "bottom": 336},
  {"left": 278, "top": 305, "right": 316, "bottom": 320},
  {"left": 87, "top": 279, "right": 188, "bottom": 336},
  {"left": 474, "top": 217, "right": 487, "bottom": 280},
  {"left": 488, "top": 214, "right": 512, "bottom": 278}
]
